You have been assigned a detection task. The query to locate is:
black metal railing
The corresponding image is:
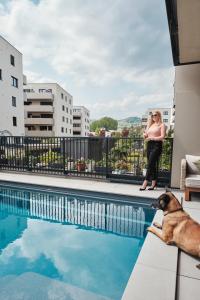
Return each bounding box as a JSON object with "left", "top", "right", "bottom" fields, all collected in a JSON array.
[{"left": 0, "top": 136, "right": 173, "bottom": 186}]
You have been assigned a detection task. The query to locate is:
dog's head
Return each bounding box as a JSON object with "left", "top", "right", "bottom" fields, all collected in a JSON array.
[{"left": 151, "top": 191, "right": 181, "bottom": 212}]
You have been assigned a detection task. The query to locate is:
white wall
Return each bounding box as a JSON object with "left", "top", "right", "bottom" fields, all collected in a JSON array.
[
  {"left": 73, "top": 106, "right": 90, "bottom": 137},
  {"left": 171, "top": 63, "right": 200, "bottom": 187},
  {"left": 24, "top": 83, "right": 73, "bottom": 136},
  {"left": 0, "top": 36, "right": 24, "bottom": 135}
]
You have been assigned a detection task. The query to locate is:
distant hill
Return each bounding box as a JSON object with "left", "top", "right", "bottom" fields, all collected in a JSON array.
[
  {"left": 118, "top": 116, "right": 141, "bottom": 128},
  {"left": 118, "top": 116, "right": 141, "bottom": 124}
]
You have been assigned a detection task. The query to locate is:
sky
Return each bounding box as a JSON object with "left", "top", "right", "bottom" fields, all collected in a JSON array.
[{"left": 0, "top": 0, "right": 174, "bottom": 120}]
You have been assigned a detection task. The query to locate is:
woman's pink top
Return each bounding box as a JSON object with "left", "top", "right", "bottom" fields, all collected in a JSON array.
[{"left": 146, "top": 123, "right": 165, "bottom": 141}]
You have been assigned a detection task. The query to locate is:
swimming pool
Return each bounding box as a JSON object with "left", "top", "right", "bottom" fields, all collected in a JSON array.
[{"left": 0, "top": 183, "right": 155, "bottom": 300}]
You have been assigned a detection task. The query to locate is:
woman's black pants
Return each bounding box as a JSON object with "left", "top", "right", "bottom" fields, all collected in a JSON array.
[{"left": 145, "top": 141, "right": 162, "bottom": 181}]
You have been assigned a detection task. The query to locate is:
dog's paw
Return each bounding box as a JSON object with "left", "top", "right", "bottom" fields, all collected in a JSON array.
[
  {"left": 196, "top": 264, "right": 200, "bottom": 270},
  {"left": 153, "top": 222, "right": 162, "bottom": 229},
  {"left": 147, "top": 226, "right": 154, "bottom": 233}
]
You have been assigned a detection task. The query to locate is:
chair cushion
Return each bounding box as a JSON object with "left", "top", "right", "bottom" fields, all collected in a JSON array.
[
  {"left": 194, "top": 159, "right": 200, "bottom": 173},
  {"left": 186, "top": 155, "right": 200, "bottom": 175},
  {"left": 185, "top": 174, "right": 200, "bottom": 188}
]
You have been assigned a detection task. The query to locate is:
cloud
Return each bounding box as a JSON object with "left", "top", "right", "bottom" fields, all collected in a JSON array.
[
  {"left": 0, "top": 0, "right": 174, "bottom": 118},
  {"left": 90, "top": 67, "right": 174, "bottom": 119}
]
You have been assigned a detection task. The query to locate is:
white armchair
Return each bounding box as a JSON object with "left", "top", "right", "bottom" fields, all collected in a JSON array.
[{"left": 180, "top": 155, "right": 200, "bottom": 201}]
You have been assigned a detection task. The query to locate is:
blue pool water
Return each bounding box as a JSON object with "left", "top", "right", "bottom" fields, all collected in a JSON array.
[{"left": 0, "top": 184, "right": 155, "bottom": 300}]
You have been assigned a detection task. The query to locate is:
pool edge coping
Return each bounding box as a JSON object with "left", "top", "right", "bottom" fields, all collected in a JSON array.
[{"left": 121, "top": 202, "right": 181, "bottom": 300}]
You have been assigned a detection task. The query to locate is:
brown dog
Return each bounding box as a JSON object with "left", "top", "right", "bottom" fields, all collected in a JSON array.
[{"left": 147, "top": 191, "right": 200, "bottom": 268}]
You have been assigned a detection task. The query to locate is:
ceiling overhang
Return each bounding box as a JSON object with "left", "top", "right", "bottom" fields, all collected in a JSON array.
[{"left": 165, "top": 0, "right": 200, "bottom": 66}]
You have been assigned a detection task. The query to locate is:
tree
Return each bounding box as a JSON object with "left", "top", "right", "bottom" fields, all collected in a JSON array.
[{"left": 90, "top": 117, "right": 118, "bottom": 131}]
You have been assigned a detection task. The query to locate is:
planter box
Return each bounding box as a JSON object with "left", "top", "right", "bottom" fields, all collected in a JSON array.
[{"left": 94, "top": 166, "right": 112, "bottom": 174}]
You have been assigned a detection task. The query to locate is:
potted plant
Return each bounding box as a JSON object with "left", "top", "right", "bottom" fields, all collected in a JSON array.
[
  {"left": 116, "top": 160, "right": 128, "bottom": 174},
  {"left": 76, "top": 158, "right": 86, "bottom": 172}
]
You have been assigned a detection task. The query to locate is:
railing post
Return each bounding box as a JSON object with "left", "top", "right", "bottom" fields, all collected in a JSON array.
[
  {"left": 63, "top": 137, "right": 66, "bottom": 175},
  {"left": 106, "top": 137, "right": 109, "bottom": 178}
]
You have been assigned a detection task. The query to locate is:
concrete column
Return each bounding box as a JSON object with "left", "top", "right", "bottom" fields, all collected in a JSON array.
[{"left": 171, "top": 63, "right": 200, "bottom": 187}]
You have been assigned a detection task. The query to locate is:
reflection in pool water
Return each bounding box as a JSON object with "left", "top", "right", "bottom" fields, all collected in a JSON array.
[{"left": 0, "top": 185, "right": 155, "bottom": 300}]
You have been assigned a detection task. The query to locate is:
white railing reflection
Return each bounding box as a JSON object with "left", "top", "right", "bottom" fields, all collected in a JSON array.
[{"left": 0, "top": 187, "right": 153, "bottom": 239}]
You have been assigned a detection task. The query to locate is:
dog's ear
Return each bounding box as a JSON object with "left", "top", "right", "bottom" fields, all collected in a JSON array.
[
  {"left": 165, "top": 186, "right": 171, "bottom": 193},
  {"left": 158, "top": 194, "right": 170, "bottom": 210}
]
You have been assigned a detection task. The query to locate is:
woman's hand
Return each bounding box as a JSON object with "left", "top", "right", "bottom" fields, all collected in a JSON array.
[
  {"left": 143, "top": 132, "right": 148, "bottom": 139},
  {"left": 146, "top": 137, "right": 154, "bottom": 141}
]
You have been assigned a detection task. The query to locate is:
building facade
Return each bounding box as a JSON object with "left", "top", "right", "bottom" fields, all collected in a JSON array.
[
  {"left": 73, "top": 106, "right": 90, "bottom": 136},
  {"left": 0, "top": 35, "right": 24, "bottom": 135},
  {"left": 24, "top": 83, "right": 73, "bottom": 137},
  {"left": 141, "top": 108, "right": 173, "bottom": 131}
]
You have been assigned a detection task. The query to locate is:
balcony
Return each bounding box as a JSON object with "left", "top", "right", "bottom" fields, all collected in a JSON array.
[
  {"left": 26, "top": 92, "right": 54, "bottom": 101},
  {"left": 73, "top": 119, "right": 81, "bottom": 124},
  {"left": 25, "top": 129, "right": 54, "bottom": 137},
  {"left": 24, "top": 105, "right": 54, "bottom": 113},
  {"left": 25, "top": 118, "right": 54, "bottom": 125}
]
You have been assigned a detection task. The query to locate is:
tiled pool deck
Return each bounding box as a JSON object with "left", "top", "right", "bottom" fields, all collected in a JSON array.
[{"left": 0, "top": 172, "right": 199, "bottom": 300}]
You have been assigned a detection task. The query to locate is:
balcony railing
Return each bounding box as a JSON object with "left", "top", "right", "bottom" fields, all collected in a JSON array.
[
  {"left": 24, "top": 105, "right": 54, "bottom": 113},
  {"left": 0, "top": 136, "right": 173, "bottom": 186},
  {"left": 25, "top": 92, "right": 54, "bottom": 100},
  {"left": 25, "top": 118, "right": 54, "bottom": 125}
]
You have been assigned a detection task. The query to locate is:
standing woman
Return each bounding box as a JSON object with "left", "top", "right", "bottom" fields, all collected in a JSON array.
[{"left": 140, "top": 111, "right": 166, "bottom": 190}]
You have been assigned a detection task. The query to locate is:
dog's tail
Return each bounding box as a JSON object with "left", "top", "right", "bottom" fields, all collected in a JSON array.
[{"left": 196, "top": 264, "right": 200, "bottom": 269}]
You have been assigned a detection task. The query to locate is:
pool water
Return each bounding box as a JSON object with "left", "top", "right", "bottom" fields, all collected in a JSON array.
[{"left": 0, "top": 184, "right": 155, "bottom": 300}]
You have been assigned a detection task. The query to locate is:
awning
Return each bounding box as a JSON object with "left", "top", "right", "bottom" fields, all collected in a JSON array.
[{"left": 165, "top": 0, "right": 200, "bottom": 66}]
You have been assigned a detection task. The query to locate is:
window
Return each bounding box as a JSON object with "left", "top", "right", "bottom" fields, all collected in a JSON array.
[
  {"left": 24, "top": 101, "right": 32, "bottom": 105},
  {"left": 66, "top": 118, "right": 68, "bottom": 123},
  {"left": 70, "top": 129, "right": 71, "bottom": 134},
  {"left": 70, "top": 109, "right": 72, "bottom": 115},
  {"left": 62, "top": 105, "right": 65, "bottom": 111},
  {"left": 61, "top": 93, "right": 64, "bottom": 99},
  {"left": 10, "top": 55, "right": 15, "bottom": 66},
  {"left": 142, "top": 118, "right": 147, "bottom": 122},
  {"left": 69, "top": 99, "right": 72, "bottom": 105},
  {"left": 39, "top": 89, "right": 52, "bottom": 93},
  {"left": 40, "top": 101, "right": 52, "bottom": 106},
  {"left": 41, "top": 114, "right": 53, "bottom": 118},
  {"left": 66, "top": 107, "right": 68, "bottom": 113},
  {"left": 12, "top": 96, "right": 16, "bottom": 107},
  {"left": 24, "top": 88, "right": 34, "bottom": 93},
  {"left": 40, "top": 126, "right": 48, "bottom": 131},
  {"left": 48, "top": 126, "right": 52, "bottom": 131},
  {"left": 62, "top": 116, "right": 65, "bottom": 122},
  {"left": 61, "top": 127, "right": 64, "bottom": 133},
  {"left": 0, "top": 69, "right": 2, "bottom": 80},
  {"left": 13, "top": 117, "right": 17, "bottom": 126},
  {"left": 163, "top": 111, "right": 168, "bottom": 115},
  {"left": 65, "top": 128, "right": 68, "bottom": 133},
  {"left": 73, "top": 116, "right": 81, "bottom": 120},
  {"left": 163, "top": 119, "right": 168, "bottom": 123},
  {"left": 26, "top": 125, "right": 35, "bottom": 131},
  {"left": 73, "top": 124, "right": 81, "bottom": 127},
  {"left": 73, "top": 131, "right": 81, "bottom": 135},
  {"left": 11, "top": 76, "right": 18, "bottom": 88},
  {"left": 70, "top": 119, "right": 72, "bottom": 124}
]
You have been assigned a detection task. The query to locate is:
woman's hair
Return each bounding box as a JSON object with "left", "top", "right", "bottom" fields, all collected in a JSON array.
[{"left": 147, "top": 110, "right": 162, "bottom": 128}]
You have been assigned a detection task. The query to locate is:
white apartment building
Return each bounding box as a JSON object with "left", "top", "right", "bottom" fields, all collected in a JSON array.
[
  {"left": 0, "top": 35, "right": 24, "bottom": 136},
  {"left": 24, "top": 83, "right": 73, "bottom": 137},
  {"left": 141, "top": 108, "right": 174, "bottom": 131},
  {"left": 73, "top": 106, "right": 90, "bottom": 137}
]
